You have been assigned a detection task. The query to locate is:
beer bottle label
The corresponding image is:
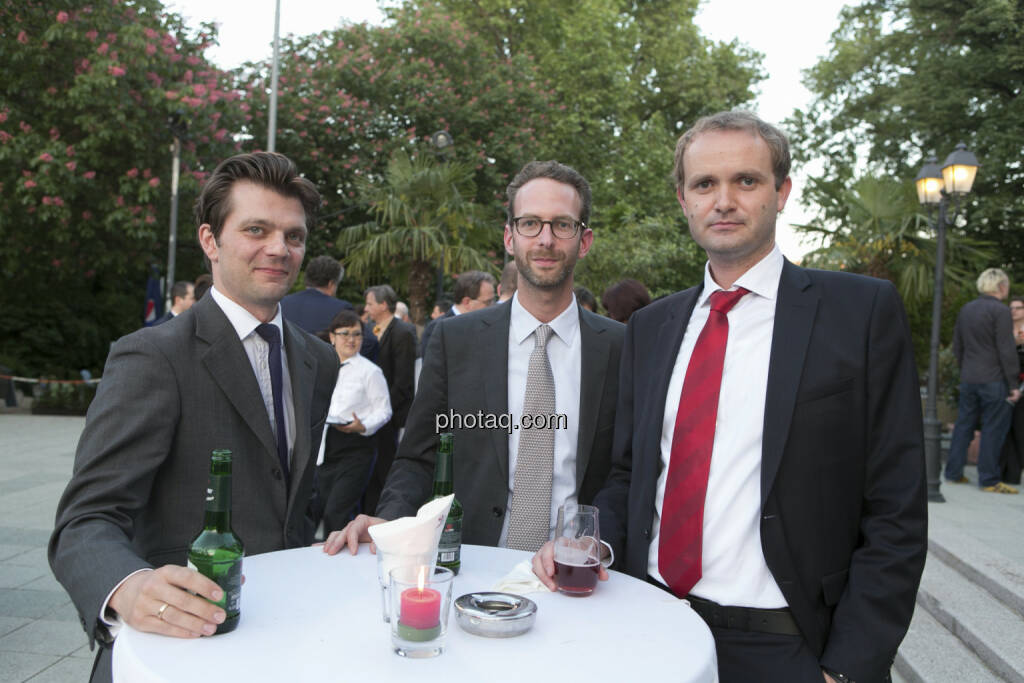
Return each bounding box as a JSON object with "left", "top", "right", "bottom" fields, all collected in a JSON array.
[{"left": 438, "top": 517, "right": 462, "bottom": 563}]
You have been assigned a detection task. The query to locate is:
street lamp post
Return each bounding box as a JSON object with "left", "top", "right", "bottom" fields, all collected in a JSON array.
[
  {"left": 430, "top": 130, "right": 454, "bottom": 303},
  {"left": 165, "top": 112, "right": 188, "bottom": 312},
  {"left": 914, "top": 142, "right": 980, "bottom": 503}
]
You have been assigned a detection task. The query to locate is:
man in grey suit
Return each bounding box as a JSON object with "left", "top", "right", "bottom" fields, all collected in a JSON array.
[
  {"left": 325, "top": 160, "right": 624, "bottom": 555},
  {"left": 49, "top": 152, "right": 339, "bottom": 683}
]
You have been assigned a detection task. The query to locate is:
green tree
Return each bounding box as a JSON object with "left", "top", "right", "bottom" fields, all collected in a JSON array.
[
  {"left": 338, "top": 150, "right": 496, "bottom": 323},
  {"left": 0, "top": 0, "right": 242, "bottom": 376},
  {"left": 427, "top": 0, "right": 764, "bottom": 224},
  {"left": 789, "top": 0, "right": 1024, "bottom": 277},
  {"left": 797, "top": 174, "right": 994, "bottom": 365},
  {"left": 238, "top": 2, "right": 554, "bottom": 270}
]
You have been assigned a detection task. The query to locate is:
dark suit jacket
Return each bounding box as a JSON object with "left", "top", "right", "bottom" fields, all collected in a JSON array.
[
  {"left": 48, "top": 295, "right": 338, "bottom": 683},
  {"left": 375, "top": 317, "right": 417, "bottom": 428},
  {"left": 952, "top": 294, "right": 1019, "bottom": 386},
  {"left": 419, "top": 307, "right": 455, "bottom": 358},
  {"left": 377, "top": 300, "right": 625, "bottom": 545},
  {"left": 150, "top": 310, "right": 174, "bottom": 326},
  {"left": 281, "top": 288, "right": 378, "bottom": 360},
  {"left": 595, "top": 261, "right": 927, "bottom": 683}
]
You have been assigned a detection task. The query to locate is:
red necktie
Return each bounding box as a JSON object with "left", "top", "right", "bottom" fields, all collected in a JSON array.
[{"left": 658, "top": 287, "right": 749, "bottom": 598}]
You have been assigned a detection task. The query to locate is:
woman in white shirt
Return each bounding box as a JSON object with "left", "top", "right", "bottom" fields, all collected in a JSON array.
[{"left": 319, "top": 310, "right": 392, "bottom": 533}]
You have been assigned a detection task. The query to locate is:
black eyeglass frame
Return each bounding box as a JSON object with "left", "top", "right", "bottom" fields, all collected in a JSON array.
[{"left": 511, "top": 215, "right": 586, "bottom": 239}]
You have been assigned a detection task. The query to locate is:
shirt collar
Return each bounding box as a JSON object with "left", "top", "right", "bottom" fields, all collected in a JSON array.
[
  {"left": 510, "top": 291, "right": 579, "bottom": 347},
  {"left": 210, "top": 286, "right": 284, "bottom": 342},
  {"left": 451, "top": 304, "right": 463, "bottom": 316},
  {"left": 698, "top": 244, "right": 784, "bottom": 307}
]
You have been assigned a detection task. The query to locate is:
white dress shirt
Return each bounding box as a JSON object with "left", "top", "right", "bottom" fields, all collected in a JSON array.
[
  {"left": 211, "top": 286, "right": 295, "bottom": 462},
  {"left": 648, "top": 245, "right": 788, "bottom": 608},
  {"left": 499, "top": 292, "right": 582, "bottom": 546},
  {"left": 326, "top": 354, "right": 392, "bottom": 436}
]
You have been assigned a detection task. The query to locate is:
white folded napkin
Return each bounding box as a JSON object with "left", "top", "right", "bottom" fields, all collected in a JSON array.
[
  {"left": 368, "top": 494, "right": 454, "bottom": 575},
  {"left": 492, "top": 559, "right": 550, "bottom": 594}
]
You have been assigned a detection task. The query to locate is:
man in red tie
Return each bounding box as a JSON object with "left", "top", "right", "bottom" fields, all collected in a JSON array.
[{"left": 534, "top": 111, "right": 927, "bottom": 683}]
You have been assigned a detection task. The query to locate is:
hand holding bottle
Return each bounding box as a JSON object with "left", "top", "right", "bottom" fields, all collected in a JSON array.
[{"left": 108, "top": 565, "right": 226, "bottom": 637}]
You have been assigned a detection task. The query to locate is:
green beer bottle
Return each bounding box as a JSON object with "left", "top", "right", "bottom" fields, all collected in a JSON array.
[
  {"left": 187, "top": 449, "right": 244, "bottom": 634},
  {"left": 432, "top": 433, "right": 463, "bottom": 574}
]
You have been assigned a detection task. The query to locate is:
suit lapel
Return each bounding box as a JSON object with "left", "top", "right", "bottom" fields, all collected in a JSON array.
[
  {"left": 480, "top": 303, "right": 511, "bottom": 483},
  {"left": 195, "top": 299, "right": 279, "bottom": 467},
  {"left": 762, "top": 261, "right": 817, "bottom": 501},
  {"left": 576, "top": 308, "right": 609, "bottom": 486},
  {"left": 284, "top": 321, "right": 316, "bottom": 502},
  {"left": 646, "top": 288, "right": 701, "bottom": 458}
]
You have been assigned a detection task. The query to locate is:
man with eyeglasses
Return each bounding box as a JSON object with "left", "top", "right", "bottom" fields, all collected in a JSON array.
[
  {"left": 324, "top": 160, "right": 625, "bottom": 554},
  {"left": 419, "top": 270, "right": 498, "bottom": 359}
]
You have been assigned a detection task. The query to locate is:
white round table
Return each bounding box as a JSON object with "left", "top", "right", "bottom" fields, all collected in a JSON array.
[{"left": 114, "top": 544, "right": 717, "bottom": 682}]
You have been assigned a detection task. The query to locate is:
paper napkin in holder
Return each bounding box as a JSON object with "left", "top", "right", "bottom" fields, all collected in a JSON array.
[{"left": 368, "top": 494, "right": 454, "bottom": 577}]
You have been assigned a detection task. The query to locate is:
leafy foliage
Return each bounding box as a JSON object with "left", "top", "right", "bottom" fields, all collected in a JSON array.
[
  {"left": 789, "top": 0, "right": 1024, "bottom": 277},
  {"left": 0, "top": 0, "right": 242, "bottom": 376},
  {"left": 339, "top": 150, "right": 498, "bottom": 323}
]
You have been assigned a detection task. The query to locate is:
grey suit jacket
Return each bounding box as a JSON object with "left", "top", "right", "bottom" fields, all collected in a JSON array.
[
  {"left": 48, "top": 295, "right": 338, "bottom": 682},
  {"left": 377, "top": 300, "right": 625, "bottom": 545}
]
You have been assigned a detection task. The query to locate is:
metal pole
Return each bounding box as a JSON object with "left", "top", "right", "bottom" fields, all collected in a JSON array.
[
  {"left": 923, "top": 197, "right": 948, "bottom": 503},
  {"left": 267, "top": 0, "right": 281, "bottom": 152},
  {"left": 165, "top": 136, "right": 181, "bottom": 311}
]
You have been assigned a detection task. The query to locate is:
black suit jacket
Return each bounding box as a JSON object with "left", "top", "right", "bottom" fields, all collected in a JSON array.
[
  {"left": 595, "top": 261, "right": 927, "bottom": 682},
  {"left": 419, "top": 307, "right": 455, "bottom": 358},
  {"left": 378, "top": 300, "right": 625, "bottom": 545},
  {"left": 280, "top": 288, "right": 378, "bottom": 360},
  {"left": 375, "top": 317, "right": 417, "bottom": 428},
  {"left": 49, "top": 296, "right": 338, "bottom": 683}
]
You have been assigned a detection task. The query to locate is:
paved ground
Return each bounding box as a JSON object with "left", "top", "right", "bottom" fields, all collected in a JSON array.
[{"left": 1, "top": 412, "right": 1021, "bottom": 682}]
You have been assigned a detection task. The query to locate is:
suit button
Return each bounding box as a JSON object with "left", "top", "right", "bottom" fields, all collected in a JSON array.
[
  {"left": 271, "top": 468, "right": 282, "bottom": 481},
  {"left": 642, "top": 529, "right": 650, "bottom": 539},
  {"left": 492, "top": 507, "right": 503, "bottom": 518}
]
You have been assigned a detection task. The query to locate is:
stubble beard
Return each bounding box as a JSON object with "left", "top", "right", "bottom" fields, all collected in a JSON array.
[{"left": 514, "top": 249, "right": 576, "bottom": 291}]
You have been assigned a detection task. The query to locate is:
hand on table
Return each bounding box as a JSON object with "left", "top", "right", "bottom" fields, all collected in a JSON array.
[
  {"left": 108, "top": 565, "right": 225, "bottom": 638},
  {"left": 321, "top": 514, "right": 385, "bottom": 555},
  {"left": 531, "top": 540, "right": 609, "bottom": 591}
]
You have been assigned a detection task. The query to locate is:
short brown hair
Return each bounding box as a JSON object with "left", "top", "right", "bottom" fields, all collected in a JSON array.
[
  {"left": 194, "top": 152, "right": 321, "bottom": 242},
  {"left": 673, "top": 111, "right": 791, "bottom": 191},
  {"left": 506, "top": 160, "right": 592, "bottom": 227}
]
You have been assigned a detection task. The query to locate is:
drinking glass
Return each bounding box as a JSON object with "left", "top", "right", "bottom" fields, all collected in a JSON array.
[
  {"left": 388, "top": 565, "right": 455, "bottom": 658},
  {"left": 376, "top": 549, "right": 435, "bottom": 622},
  {"left": 553, "top": 503, "right": 601, "bottom": 597}
]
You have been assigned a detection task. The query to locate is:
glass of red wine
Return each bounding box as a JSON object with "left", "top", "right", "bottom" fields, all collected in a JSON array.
[{"left": 553, "top": 504, "right": 601, "bottom": 597}]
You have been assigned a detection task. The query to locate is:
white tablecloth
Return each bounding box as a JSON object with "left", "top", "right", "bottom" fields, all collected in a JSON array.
[{"left": 114, "top": 544, "right": 717, "bottom": 682}]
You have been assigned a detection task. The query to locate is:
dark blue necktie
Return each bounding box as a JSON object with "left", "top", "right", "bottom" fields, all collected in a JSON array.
[{"left": 255, "top": 323, "right": 289, "bottom": 483}]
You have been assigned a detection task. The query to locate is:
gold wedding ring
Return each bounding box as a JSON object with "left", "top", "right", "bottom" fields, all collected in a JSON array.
[{"left": 156, "top": 602, "right": 169, "bottom": 620}]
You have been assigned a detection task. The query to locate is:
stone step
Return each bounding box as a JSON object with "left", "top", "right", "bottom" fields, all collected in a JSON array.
[
  {"left": 929, "top": 532, "right": 1024, "bottom": 621},
  {"left": 894, "top": 601, "right": 1003, "bottom": 683},
  {"left": 917, "top": 551, "right": 1024, "bottom": 682}
]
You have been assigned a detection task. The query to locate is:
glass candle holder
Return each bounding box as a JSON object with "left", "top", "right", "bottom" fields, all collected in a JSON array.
[
  {"left": 388, "top": 565, "right": 455, "bottom": 658},
  {"left": 376, "top": 549, "right": 435, "bottom": 623}
]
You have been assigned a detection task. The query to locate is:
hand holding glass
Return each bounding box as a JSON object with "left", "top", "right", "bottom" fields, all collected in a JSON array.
[{"left": 553, "top": 504, "right": 601, "bottom": 596}]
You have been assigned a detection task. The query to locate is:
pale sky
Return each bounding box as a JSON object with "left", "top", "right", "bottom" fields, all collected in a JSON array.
[{"left": 168, "top": 0, "right": 854, "bottom": 260}]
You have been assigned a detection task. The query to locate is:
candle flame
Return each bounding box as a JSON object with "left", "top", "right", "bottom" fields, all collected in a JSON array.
[{"left": 417, "top": 565, "right": 426, "bottom": 592}]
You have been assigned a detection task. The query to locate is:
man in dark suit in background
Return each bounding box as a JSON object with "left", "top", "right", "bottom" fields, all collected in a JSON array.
[
  {"left": 281, "top": 255, "right": 378, "bottom": 361},
  {"left": 49, "top": 152, "right": 339, "bottom": 683},
  {"left": 326, "top": 160, "right": 624, "bottom": 554},
  {"left": 419, "top": 269, "right": 497, "bottom": 359},
  {"left": 152, "top": 280, "right": 195, "bottom": 325},
  {"left": 362, "top": 284, "right": 417, "bottom": 514},
  {"left": 533, "top": 111, "right": 927, "bottom": 683}
]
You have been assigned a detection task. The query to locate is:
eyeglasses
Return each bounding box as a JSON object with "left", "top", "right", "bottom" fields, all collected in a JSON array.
[
  {"left": 512, "top": 215, "right": 585, "bottom": 239},
  {"left": 331, "top": 329, "right": 362, "bottom": 338}
]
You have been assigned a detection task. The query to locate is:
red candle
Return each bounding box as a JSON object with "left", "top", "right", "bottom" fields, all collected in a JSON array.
[{"left": 400, "top": 587, "right": 441, "bottom": 629}]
